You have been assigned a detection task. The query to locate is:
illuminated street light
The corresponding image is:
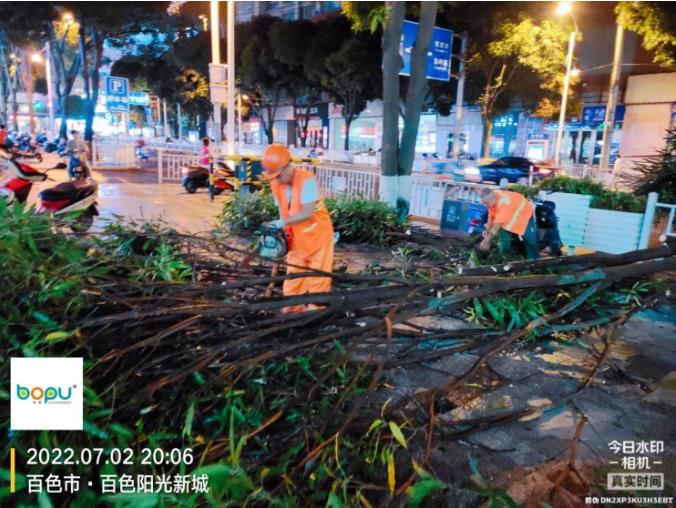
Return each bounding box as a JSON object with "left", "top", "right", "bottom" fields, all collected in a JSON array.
[
  {"left": 571, "top": 68, "right": 581, "bottom": 78},
  {"left": 556, "top": 2, "right": 572, "bottom": 16},
  {"left": 553, "top": 1, "right": 578, "bottom": 166},
  {"left": 30, "top": 53, "right": 44, "bottom": 64}
]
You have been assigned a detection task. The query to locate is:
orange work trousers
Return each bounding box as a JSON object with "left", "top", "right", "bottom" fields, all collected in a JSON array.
[{"left": 282, "top": 239, "right": 334, "bottom": 313}]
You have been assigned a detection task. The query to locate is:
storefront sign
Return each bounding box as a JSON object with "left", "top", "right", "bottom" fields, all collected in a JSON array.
[{"left": 399, "top": 20, "right": 453, "bottom": 81}]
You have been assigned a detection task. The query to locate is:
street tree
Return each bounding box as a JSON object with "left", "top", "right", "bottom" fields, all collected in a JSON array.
[
  {"left": 304, "top": 15, "right": 381, "bottom": 151},
  {"left": 48, "top": 14, "right": 81, "bottom": 138},
  {"left": 238, "top": 15, "right": 293, "bottom": 144},
  {"left": 63, "top": 1, "right": 171, "bottom": 141},
  {"left": 465, "top": 13, "right": 572, "bottom": 158},
  {"left": 345, "top": 1, "right": 437, "bottom": 212},
  {"left": 616, "top": 1, "right": 676, "bottom": 70},
  {"left": 0, "top": 2, "right": 57, "bottom": 130},
  {"left": 269, "top": 19, "right": 320, "bottom": 147}
]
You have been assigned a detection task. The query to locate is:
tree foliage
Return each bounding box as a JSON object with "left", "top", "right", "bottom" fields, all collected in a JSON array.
[
  {"left": 616, "top": 1, "right": 676, "bottom": 70},
  {"left": 625, "top": 128, "right": 676, "bottom": 202},
  {"left": 467, "top": 12, "right": 573, "bottom": 157}
]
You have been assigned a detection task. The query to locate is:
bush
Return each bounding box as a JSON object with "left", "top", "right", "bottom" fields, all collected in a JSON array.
[
  {"left": 516, "top": 176, "right": 647, "bottom": 213},
  {"left": 217, "top": 185, "right": 278, "bottom": 233},
  {"left": 218, "top": 188, "right": 405, "bottom": 245},
  {"left": 326, "top": 194, "right": 406, "bottom": 245}
]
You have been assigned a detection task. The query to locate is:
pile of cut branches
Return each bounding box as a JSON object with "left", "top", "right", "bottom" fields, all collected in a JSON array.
[{"left": 2, "top": 204, "right": 674, "bottom": 506}]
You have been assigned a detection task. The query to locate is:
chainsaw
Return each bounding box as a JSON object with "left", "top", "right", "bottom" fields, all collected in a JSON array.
[{"left": 257, "top": 224, "right": 289, "bottom": 259}]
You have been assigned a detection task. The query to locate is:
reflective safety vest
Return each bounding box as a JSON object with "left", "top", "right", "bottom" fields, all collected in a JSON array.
[
  {"left": 488, "top": 190, "right": 534, "bottom": 236},
  {"left": 271, "top": 168, "right": 333, "bottom": 256}
]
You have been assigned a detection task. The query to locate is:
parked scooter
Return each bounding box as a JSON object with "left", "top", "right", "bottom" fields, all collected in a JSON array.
[
  {"left": 181, "top": 161, "right": 235, "bottom": 194},
  {"left": 0, "top": 150, "right": 99, "bottom": 232}
]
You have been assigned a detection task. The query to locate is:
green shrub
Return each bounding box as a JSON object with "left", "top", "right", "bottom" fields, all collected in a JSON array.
[
  {"left": 326, "top": 194, "right": 406, "bottom": 245},
  {"left": 521, "top": 176, "right": 647, "bottom": 213},
  {"left": 218, "top": 185, "right": 278, "bottom": 233},
  {"left": 0, "top": 201, "right": 105, "bottom": 345},
  {"left": 218, "top": 187, "right": 406, "bottom": 245}
]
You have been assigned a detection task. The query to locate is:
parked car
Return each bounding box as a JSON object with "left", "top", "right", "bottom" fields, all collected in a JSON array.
[{"left": 463, "top": 157, "right": 557, "bottom": 184}]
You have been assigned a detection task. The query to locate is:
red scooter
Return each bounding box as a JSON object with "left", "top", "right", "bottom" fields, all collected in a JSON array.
[{"left": 0, "top": 151, "right": 99, "bottom": 232}]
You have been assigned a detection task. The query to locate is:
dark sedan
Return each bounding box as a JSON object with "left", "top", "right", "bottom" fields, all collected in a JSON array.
[{"left": 468, "top": 157, "right": 552, "bottom": 184}]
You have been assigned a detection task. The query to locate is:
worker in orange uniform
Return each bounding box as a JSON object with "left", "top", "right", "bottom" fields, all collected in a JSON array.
[
  {"left": 261, "top": 144, "right": 334, "bottom": 312},
  {"left": 479, "top": 188, "right": 539, "bottom": 259}
]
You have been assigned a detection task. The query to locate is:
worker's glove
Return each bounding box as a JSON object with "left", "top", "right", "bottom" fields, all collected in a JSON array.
[{"left": 266, "top": 219, "right": 286, "bottom": 230}]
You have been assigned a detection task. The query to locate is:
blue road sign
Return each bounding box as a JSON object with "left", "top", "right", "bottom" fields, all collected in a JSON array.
[
  {"left": 582, "top": 104, "right": 625, "bottom": 126},
  {"left": 129, "top": 91, "right": 150, "bottom": 106},
  {"left": 106, "top": 76, "right": 129, "bottom": 112},
  {"left": 399, "top": 20, "right": 453, "bottom": 81}
]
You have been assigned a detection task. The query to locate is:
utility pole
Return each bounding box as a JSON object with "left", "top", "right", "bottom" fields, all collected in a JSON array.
[
  {"left": 210, "top": 0, "right": 222, "bottom": 146},
  {"left": 26, "top": 57, "right": 35, "bottom": 134},
  {"left": 226, "top": 0, "right": 235, "bottom": 154},
  {"left": 554, "top": 30, "right": 576, "bottom": 166},
  {"left": 45, "top": 43, "right": 55, "bottom": 137},
  {"left": 600, "top": 23, "right": 624, "bottom": 171},
  {"left": 237, "top": 91, "right": 243, "bottom": 151},
  {"left": 177, "top": 103, "right": 183, "bottom": 139},
  {"left": 162, "top": 100, "right": 169, "bottom": 138},
  {"left": 452, "top": 32, "right": 467, "bottom": 161}
]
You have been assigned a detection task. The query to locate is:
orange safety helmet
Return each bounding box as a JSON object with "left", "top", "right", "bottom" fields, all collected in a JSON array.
[{"left": 261, "top": 144, "right": 292, "bottom": 179}]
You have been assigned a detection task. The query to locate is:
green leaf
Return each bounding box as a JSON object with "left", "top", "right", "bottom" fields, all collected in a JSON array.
[
  {"left": 44, "top": 330, "right": 73, "bottom": 342},
  {"left": 327, "top": 492, "right": 345, "bottom": 508},
  {"left": 366, "top": 418, "right": 383, "bottom": 435},
  {"left": 405, "top": 478, "right": 446, "bottom": 508},
  {"left": 182, "top": 399, "right": 196, "bottom": 439},
  {"left": 389, "top": 420, "right": 407, "bottom": 448},
  {"left": 103, "top": 493, "right": 159, "bottom": 508}
]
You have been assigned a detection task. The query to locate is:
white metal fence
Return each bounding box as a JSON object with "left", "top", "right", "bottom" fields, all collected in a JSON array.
[
  {"left": 157, "top": 149, "right": 201, "bottom": 183},
  {"left": 92, "top": 141, "right": 137, "bottom": 169}
]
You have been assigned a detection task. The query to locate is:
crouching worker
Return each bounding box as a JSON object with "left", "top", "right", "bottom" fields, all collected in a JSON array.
[
  {"left": 479, "top": 188, "right": 539, "bottom": 260},
  {"left": 261, "top": 144, "right": 334, "bottom": 312}
]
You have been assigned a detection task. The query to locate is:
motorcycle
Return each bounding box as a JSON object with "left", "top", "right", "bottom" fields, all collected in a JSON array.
[
  {"left": 0, "top": 151, "right": 99, "bottom": 232},
  {"left": 181, "top": 161, "right": 235, "bottom": 194},
  {"left": 136, "top": 139, "right": 149, "bottom": 160}
]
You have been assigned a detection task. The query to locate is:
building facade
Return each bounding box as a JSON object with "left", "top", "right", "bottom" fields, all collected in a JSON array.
[{"left": 236, "top": 1, "right": 342, "bottom": 23}]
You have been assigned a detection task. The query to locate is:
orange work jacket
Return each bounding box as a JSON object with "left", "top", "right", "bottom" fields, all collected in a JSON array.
[
  {"left": 271, "top": 168, "right": 333, "bottom": 256},
  {"left": 487, "top": 190, "right": 534, "bottom": 236}
]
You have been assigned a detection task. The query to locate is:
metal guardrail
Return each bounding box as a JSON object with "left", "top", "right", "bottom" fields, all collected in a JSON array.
[{"left": 92, "top": 141, "right": 138, "bottom": 169}]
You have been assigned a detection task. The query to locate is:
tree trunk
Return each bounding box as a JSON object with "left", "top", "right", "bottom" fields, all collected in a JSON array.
[
  {"left": 84, "top": 30, "right": 102, "bottom": 142},
  {"left": 397, "top": 0, "right": 437, "bottom": 211},
  {"left": 482, "top": 113, "right": 493, "bottom": 159},
  {"left": 380, "top": 1, "right": 406, "bottom": 206},
  {"left": 10, "top": 70, "right": 18, "bottom": 131},
  {"left": 343, "top": 113, "right": 353, "bottom": 151}
]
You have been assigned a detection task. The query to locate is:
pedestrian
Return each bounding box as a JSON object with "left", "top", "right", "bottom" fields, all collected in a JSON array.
[
  {"left": 66, "top": 129, "right": 91, "bottom": 179},
  {"left": 0, "top": 124, "right": 7, "bottom": 147},
  {"left": 479, "top": 188, "right": 539, "bottom": 260},
  {"left": 199, "top": 136, "right": 211, "bottom": 167},
  {"left": 261, "top": 143, "right": 334, "bottom": 313},
  {"left": 613, "top": 154, "right": 622, "bottom": 173}
]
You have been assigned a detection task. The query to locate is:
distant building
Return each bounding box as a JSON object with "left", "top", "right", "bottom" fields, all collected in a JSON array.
[{"left": 236, "top": 1, "right": 342, "bottom": 23}]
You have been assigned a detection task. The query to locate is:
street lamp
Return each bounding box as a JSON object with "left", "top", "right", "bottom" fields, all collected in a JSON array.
[
  {"left": 553, "top": 1, "right": 579, "bottom": 167},
  {"left": 30, "top": 45, "right": 55, "bottom": 137}
]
